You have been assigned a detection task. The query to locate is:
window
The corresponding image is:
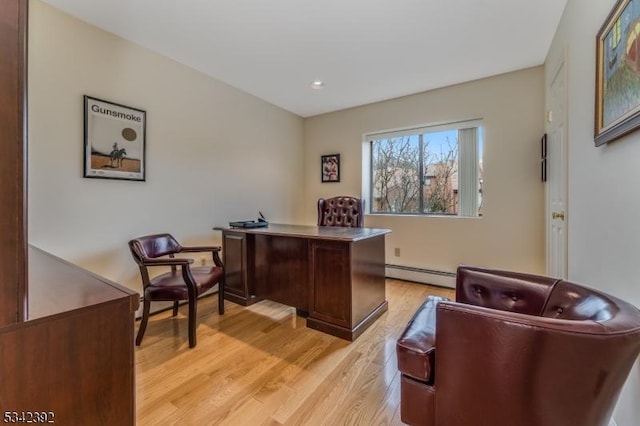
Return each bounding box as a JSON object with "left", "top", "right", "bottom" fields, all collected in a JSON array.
[{"left": 367, "top": 120, "right": 483, "bottom": 217}]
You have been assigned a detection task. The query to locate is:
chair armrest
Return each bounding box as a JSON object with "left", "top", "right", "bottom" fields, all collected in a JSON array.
[
  {"left": 396, "top": 296, "right": 447, "bottom": 382},
  {"left": 180, "top": 246, "right": 223, "bottom": 267},
  {"left": 398, "top": 296, "right": 443, "bottom": 351},
  {"left": 180, "top": 246, "right": 221, "bottom": 253},
  {"left": 141, "top": 257, "right": 194, "bottom": 266}
]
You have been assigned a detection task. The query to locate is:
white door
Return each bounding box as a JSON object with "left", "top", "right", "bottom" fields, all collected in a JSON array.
[{"left": 546, "top": 56, "right": 568, "bottom": 279}]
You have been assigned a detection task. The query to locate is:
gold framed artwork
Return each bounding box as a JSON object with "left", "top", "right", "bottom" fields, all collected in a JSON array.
[{"left": 595, "top": 0, "right": 640, "bottom": 146}]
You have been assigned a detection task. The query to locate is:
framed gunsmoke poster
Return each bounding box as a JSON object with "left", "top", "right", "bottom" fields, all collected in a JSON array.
[{"left": 83, "top": 95, "right": 146, "bottom": 181}]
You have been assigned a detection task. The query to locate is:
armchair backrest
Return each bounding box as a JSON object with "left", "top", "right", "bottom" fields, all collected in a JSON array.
[
  {"left": 456, "top": 266, "right": 627, "bottom": 325},
  {"left": 456, "top": 266, "right": 560, "bottom": 315},
  {"left": 128, "top": 233, "right": 182, "bottom": 265},
  {"left": 542, "top": 280, "right": 620, "bottom": 323},
  {"left": 317, "top": 196, "right": 365, "bottom": 228}
]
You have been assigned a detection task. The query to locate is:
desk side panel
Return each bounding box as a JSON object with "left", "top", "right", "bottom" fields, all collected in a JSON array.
[
  {"left": 222, "top": 231, "right": 260, "bottom": 306},
  {"left": 351, "top": 234, "right": 387, "bottom": 326},
  {"left": 309, "top": 241, "right": 351, "bottom": 327}
]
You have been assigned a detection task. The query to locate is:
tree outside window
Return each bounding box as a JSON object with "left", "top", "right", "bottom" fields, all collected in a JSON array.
[{"left": 369, "top": 124, "right": 482, "bottom": 217}]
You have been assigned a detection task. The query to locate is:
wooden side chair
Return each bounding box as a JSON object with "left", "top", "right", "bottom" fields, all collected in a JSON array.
[
  {"left": 317, "top": 196, "right": 365, "bottom": 228},
  {"left": 128, "top": 233, "right": 224, "bottom": 348}
]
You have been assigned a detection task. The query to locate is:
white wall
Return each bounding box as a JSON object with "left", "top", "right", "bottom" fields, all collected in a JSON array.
[
  {"left": 546, "top": 1, "right": 640, "bottom": 424},
  {"left": 304, "top": 67, "right": 546, "bottom": 276},
  {"left": 27, "top": 1, "right": 304, "bottom": 293}
]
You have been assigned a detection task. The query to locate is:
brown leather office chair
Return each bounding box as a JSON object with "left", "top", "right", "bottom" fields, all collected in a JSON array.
[
  {"left": 317, "top": 196, "right": 365, "bottom": 227},
  {"left": 396, "top": 266, "right": 640, "bottom": 426},
  {"left": 129, "top": 233, "right": 225, "bottom": 348}
]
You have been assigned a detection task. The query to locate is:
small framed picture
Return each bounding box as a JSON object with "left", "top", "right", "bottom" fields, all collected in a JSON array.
[
  {"left": 83, "top": 95, "right": 146, "bottom": 181},
  {"left": 321, "top": 154, "right": 340, "bottom": 183}
]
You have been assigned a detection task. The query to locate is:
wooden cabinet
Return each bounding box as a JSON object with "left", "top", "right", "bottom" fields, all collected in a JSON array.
[
  {"left": 0, "top": 3, "right": 139, "bottom": 423},
  {"left": 0, "top": 249, "right": 139, "bottom": 424},
  {"left": 0, "top": 247, "right": 138, "bottom": 424},
  {"left": 0, "top": 0, "right": 27, "bottom": 327}
]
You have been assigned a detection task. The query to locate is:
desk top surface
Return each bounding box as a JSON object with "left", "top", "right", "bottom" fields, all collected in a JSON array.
[{"left": 218, "top": 223, "right": 390, "bottom": 242}]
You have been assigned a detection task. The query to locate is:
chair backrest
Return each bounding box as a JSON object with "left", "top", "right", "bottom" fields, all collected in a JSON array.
[
  {"left": 455, "top": 266, "right": 629, "bottom": 325},
  {"left": 317, "top": 196, "right": 365, "bottom": 228},
  {"left": 455, "top": 265, "right": 560, "bottom": 315},
  {"left": 128, "top": 233, "right": 182, "bottom": 266}
]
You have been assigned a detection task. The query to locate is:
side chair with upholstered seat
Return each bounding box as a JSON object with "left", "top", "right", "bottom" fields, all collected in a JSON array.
[
  {"left": 128, "top": 233, "right": 225, "bottom": 348},
  {"left": 317, "top": 196, "right": 365, "bottom": 228}
]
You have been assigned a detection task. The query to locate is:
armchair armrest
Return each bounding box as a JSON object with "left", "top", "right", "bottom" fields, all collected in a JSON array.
[
  {"left": 396, "top": 296, "right": 447, "bottom": 383},
  {"left": 141, "top": 257, "right": 194, "bottom": 266},
  {"left": 180, "top": 245, "right": 223, "bottom": 267},
  {"left": 180, "top": 246, "right": 221, "bottom": 253}
]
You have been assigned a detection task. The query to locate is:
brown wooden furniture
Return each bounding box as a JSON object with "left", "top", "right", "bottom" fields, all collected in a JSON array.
[
  {"left": 0, "top": 246, "right": 139, "bottom": 424},
  {"left": 129, "top": 233, "right": 225, "bottom": 348},
  {"left": 317, "top": 196, "right": 365, "bottom": 227},
  {"left": 220, "top": 223, "right": 390, "bottom": 340},
  {"left": 0, "top": 0, "right": 27, "bottom": 328},
  {"left": 0, "top": 3, "right": 138, "bottom": 423}
]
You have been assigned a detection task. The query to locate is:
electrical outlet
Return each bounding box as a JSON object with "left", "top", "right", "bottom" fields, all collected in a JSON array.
[
  {"left": 394, "top": 247, "right": 401, "bottom": 257},
  {"left": 200, "top": 257, "right": 207, "bottom": 266}
]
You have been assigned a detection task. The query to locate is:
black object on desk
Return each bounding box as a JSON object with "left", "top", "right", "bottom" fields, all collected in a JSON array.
[
  {"left": 229, "top": 211, "right": 269, "bottom": 228},
  {"left": 230, "top": 212, "right": 268, "bottom": 228},
  {"left": 229, "top": 220, "right": 268, "bottom": 228}
]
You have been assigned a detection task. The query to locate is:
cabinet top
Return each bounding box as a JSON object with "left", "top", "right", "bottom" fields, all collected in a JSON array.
[{"left": 27, "top": 245, "right": 139, "bottom": 321}]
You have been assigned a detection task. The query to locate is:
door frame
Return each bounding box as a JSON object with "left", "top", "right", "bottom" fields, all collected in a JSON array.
[{"left": 545, "top": 48, "right": 569, "bottom": 279}]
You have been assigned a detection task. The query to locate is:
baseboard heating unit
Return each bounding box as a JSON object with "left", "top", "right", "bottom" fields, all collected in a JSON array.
[{"left": 385, "top": 264, "right": 456, "bottom": 288}]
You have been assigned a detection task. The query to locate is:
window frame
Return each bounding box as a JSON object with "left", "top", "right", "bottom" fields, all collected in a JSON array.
[{"left": 364, "top": 119, "right": 483, "bottom": 218}]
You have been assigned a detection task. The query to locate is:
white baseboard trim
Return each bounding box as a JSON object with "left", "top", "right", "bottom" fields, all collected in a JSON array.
[{"left": 386, "top": 264, "right": 456, "bottom": 288}]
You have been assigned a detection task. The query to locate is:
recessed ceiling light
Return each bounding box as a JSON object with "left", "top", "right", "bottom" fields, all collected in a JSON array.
[{"left": 310, "top": 80, "right": 325, "bottom": 90}]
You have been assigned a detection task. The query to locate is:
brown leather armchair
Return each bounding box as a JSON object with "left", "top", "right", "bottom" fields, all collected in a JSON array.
[
  {"left": 129, "top": 233, "right": 225, "bottom": 348},
  {"left": 317, "top": 196, "right": 365, "bottom": 227},
  {"left": 396, "top": 266, "right": 640, "bottom": 426}
]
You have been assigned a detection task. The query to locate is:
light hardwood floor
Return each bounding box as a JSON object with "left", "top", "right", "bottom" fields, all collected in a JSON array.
[{"left": 135, "top": 279, "right": 454, "bottom": 425}]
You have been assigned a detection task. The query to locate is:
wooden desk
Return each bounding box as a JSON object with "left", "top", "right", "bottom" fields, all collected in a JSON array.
[{"left": 220, "top": 224, "right": 390, "bottom": 340}]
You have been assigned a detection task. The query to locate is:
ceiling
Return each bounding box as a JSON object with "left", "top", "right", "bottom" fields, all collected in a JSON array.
[{"left": 42, "top": 0, "right": 568, "bottom": 117}]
